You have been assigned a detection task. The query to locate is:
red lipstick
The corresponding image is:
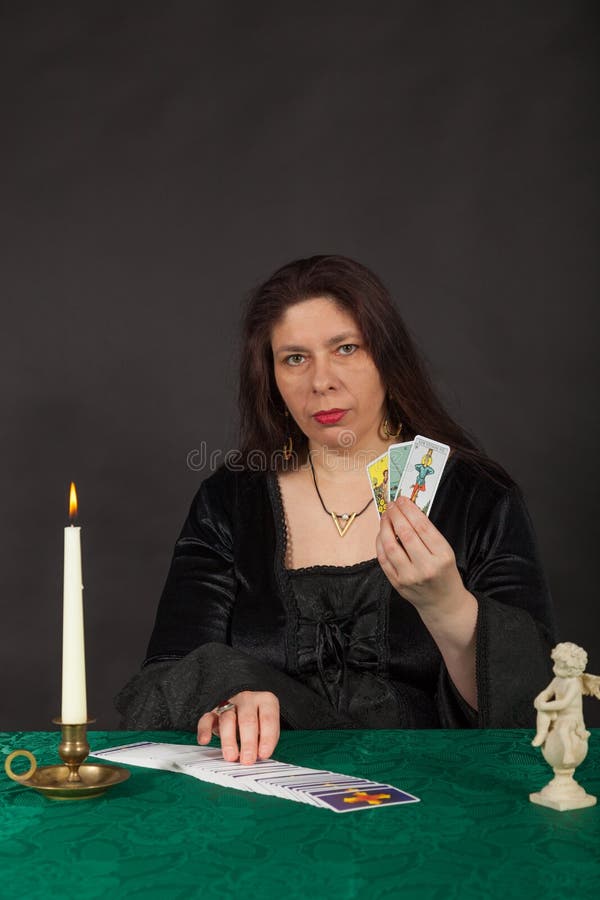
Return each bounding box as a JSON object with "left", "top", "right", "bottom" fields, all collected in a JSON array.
[{"left": 312, "top": 409, "right": 348, "bottom": 425}]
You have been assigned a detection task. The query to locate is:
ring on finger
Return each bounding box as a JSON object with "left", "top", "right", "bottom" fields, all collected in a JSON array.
[{"left": 215, "top": 701, "right": 235, "bottom": 715}]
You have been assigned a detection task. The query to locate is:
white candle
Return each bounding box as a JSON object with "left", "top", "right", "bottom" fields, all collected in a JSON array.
[{"left": 61, "top": 482, "right": 87, "bottom": 723}]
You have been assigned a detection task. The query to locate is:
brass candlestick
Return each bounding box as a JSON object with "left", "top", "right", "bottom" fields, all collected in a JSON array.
[
  {"left": 4, "top": 718, "right": 129, "bottom": 800},
  {"left": 55, "top": 718, "right": 93, "bottom": 782}
]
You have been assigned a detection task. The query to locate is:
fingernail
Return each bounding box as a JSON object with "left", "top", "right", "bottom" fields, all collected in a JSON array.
[{"left": 241, "top": 751, "right": 254, "bottom": 763}]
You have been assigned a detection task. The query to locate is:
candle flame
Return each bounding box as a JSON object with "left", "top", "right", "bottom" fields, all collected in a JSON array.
[{"left": 69, "top": 482, "right": 78, "bottom": 520}]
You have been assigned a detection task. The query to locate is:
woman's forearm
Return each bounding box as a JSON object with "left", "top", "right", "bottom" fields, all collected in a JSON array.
[{"left": 418, "top": 588, "right": 479, "bottom": 710}]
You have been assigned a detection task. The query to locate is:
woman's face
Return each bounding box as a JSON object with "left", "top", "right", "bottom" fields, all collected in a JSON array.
[{"left": 271, "top": 296, "right": 387, "bottom": 452}]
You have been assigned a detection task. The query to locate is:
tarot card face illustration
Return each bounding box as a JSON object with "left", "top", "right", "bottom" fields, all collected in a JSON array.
[
  {"left": 394, "top": 435, "right": 450, "bottom": 516},
  {"left": 388, "top": 441, "right": 413, "bottom": 504},
  {"left": 366, "top": 451, "right": 390, "bottom": 517}
]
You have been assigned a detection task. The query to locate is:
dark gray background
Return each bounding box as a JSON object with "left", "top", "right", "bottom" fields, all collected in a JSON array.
[{"left": 2, "top": 1, "right": 598, "bottom": 729}]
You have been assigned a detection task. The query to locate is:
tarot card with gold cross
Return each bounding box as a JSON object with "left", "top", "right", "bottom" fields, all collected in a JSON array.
[{"left": 310, "top": 785, "right": 420, "bottom": 812}]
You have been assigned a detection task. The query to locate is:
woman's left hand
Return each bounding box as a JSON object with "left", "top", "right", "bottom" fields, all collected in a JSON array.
[{"left": 376, "top": 495, "right": 466, "bottom": 615}]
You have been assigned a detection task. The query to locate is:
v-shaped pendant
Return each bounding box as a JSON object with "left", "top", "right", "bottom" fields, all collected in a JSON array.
[{"left": 331, "top": 511, "right": 357, "bottom": 537}]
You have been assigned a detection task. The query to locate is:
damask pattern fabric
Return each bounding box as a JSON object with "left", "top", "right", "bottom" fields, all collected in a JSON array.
[{"left": 1, "top": 729, "right": 598, "bottom": 900}]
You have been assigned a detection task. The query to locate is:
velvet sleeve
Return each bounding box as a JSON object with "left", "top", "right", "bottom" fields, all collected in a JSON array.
[
  {"left": 143, "top": 474, "right": 239, "bottom": 663},
  {"left": 115, "top": 471, "right": 240, "bottom": 728},
  {"left": 464, "top": 484, "right": 555, "bottom": 728},
  {"left": 115, "top": 642, "right": 356, "bottom": 731}
]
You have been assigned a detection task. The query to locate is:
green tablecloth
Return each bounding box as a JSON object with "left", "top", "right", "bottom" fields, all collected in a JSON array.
[{"left": 1, "top": 729, "right": 598, "bottom": 899}]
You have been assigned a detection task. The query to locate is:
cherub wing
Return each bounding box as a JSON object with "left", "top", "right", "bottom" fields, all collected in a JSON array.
[{"left": 582, "top": 673, "right": 600, "bottom": 698}]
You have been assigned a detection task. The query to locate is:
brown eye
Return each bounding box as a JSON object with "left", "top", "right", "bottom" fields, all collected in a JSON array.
[{"left": 285, "top": 354, "right": 304, "bottom": 366}]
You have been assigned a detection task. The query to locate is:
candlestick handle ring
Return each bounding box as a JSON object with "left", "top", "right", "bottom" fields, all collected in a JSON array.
[{"left": 5, "top": 749, "right": 37, "bottom": 782}]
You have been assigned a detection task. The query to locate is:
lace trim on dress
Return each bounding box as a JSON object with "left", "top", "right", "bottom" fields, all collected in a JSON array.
[
  {"left": 288, "top": 558, "right": 379, "bottom": 576},
  {"left": 268, "top": 470, "right": 291, "bottom": 569},
  {"left": 265, "top": 471, "right": 300, "bottom": 671}
]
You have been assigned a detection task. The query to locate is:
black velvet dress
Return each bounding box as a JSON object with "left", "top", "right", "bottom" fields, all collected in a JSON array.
[
  {"left": 286, "top": 559, "right": 471, "bottom": 728},
  {"left": 115, "top": 455, "right": 555, "bottom": 731}
]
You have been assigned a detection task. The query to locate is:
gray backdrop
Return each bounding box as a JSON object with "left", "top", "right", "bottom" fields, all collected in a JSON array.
[{"left": 2, "top": 1, "right": 599, "bottom": 729}]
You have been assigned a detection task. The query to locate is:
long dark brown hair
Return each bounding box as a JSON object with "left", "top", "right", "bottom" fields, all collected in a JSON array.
[{"left": 238, "top": 254, "right": 512, "bottom": 485}]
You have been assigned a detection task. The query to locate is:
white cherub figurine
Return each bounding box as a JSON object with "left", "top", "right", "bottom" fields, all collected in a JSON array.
[{"left": 530, "top": 642, "right": 600, "bottom": 811}]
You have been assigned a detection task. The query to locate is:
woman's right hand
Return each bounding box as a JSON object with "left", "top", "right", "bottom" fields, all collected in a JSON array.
[{"left": 196, "top": 690, "right": 280, "bottom": 765}]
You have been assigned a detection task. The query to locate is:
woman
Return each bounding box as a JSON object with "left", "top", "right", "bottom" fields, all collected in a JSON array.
[{"left": 116, "top": 255, "right": 555, "bottom": 765}]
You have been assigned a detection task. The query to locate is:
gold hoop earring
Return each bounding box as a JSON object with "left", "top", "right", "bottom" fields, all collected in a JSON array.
[
  {"left": 381, "top": 391, "right": 403, "bottom": 440},
  {"left": 380, "top": 416, "right": 402, "bottom": 440},
  {"left": 283, "top": 410, "right": 293, "bottom": 460}
]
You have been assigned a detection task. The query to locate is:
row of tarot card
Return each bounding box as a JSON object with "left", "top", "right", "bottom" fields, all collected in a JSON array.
[{"left": 91, "top": 742, "right": 420, "bottom": 813}]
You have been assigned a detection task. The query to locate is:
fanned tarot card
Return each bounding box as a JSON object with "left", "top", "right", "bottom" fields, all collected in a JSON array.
[
  {"left": 394, "top": 435, "right": 450, "bottom": 516},
  {"left": 388, "top": 441, "right": 413, "bottom": 503},
  {"left": 366, "top": 451, "right": 390, "bottom": 517}
]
